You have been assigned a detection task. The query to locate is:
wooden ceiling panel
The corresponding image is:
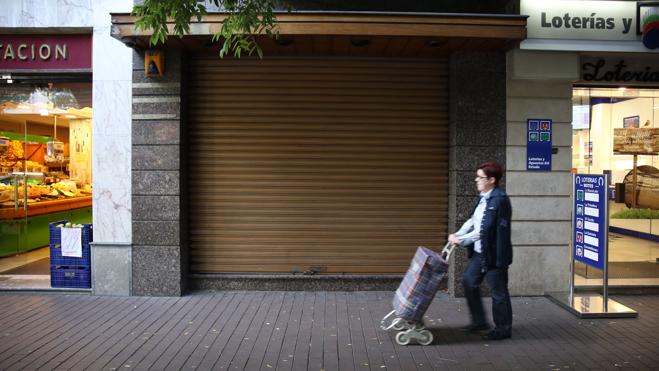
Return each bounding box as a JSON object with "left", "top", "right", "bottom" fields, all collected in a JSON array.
[{"left": 112, "top": 12, "right": 525, "bottom": 58}]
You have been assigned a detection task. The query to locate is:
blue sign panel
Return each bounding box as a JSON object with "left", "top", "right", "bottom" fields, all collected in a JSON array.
[
  {"left": 527, "top": 118, "right": 552, "bottom": 171},
  {"left": 573, "top": 174, "right": 607, "bottom": 270}
]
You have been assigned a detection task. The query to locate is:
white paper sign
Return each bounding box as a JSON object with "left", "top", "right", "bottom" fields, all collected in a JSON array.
[{"left": 61, "top": 227, "right": 82, "bottom": 258}]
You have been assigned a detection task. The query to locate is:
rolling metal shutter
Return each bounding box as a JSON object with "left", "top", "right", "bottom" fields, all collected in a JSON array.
[{"left": 188, "top": 57, "right": 448, "bottom": 274}]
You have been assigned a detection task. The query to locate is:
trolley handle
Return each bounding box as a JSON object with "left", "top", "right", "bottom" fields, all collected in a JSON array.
[{"left": 440, "top": 241, "right": 457, "bottom": 261}]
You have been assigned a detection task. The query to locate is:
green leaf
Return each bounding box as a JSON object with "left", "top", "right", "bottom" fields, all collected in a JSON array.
[{"left": 133, "top": 0, "right": 289, "bottom": 58}]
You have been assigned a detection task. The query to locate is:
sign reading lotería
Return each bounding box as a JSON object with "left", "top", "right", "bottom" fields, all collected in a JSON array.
[
  {"left": 0, "top": 34, "right": 92, "bottom": 71},
  {"left": 573, "top": 174, "right": 607, "bottom": 270},
  {"left": 520, "top": 0, "right": 658, "bottom": 52},
  {"left": 522, "top": 0, "right": 637, "bottom": 41},
  {"left": 581, "top": 57, "right": 659, "bottom": 84}
]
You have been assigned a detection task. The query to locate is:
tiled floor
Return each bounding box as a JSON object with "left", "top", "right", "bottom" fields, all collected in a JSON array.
[
  {"left": 0, "top": 247, "right": 50, "bottom": 289},
  {"left": 0, "top": 292, "right": 657, "bottom": 370}
]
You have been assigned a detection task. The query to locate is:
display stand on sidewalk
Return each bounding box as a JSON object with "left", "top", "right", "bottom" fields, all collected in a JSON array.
[{"left": 548, "top": 174, "right": 637, "bottom": 318}]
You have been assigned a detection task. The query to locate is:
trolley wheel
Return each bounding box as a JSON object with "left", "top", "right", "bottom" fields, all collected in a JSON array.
[
  {"left": 395, "top": 332, "right": 410, "bottom": 346},
  {"left": 418, "top": 330, "right": 433, "bottom": 346},
  {"left": 412, "top": 322, "right": 425, "bottom": 331},
  {"left": 392, "top": 319, "right": 404, "bottom": 331}
]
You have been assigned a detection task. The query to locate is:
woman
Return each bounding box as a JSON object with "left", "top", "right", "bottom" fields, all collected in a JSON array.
[{"left": 448, "top": 161, "right": 513, "bottom": 340}]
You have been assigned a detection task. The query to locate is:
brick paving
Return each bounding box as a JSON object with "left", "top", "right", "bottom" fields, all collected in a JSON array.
[{"left": 0, "top": 292, "right": 657, "bottom": 370}]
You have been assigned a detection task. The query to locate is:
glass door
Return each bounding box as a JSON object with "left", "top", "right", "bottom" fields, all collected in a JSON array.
[
  {"left": 0, "top": 120, "right": 30, "bottom": 278},
  {"left": 572, "top": 88, "right": 659, "bottom": 286}
]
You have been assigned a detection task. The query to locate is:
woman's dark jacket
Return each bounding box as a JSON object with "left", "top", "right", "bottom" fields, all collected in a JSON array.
[{"left": 466, "top": 186, "right": 513, "bottom": 269}]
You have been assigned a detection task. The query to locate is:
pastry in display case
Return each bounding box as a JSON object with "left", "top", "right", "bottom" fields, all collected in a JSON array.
[
  {"left": 0, "top": 87, "right": 93, "bottom": 255},
  {"left": 0, "top": 104, "right": 93, "bottom": 208}
]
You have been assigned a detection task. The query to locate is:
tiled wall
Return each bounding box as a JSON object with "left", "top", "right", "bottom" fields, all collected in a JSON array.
[
  {"left": 131, "top": 49, "right": 185, "bottom": 296},
  {"left": 448, "top": 51, "right": 507, "bottom": 297},
  {"left": 505, "top": 49, "right": 578, "bottom": 295}
]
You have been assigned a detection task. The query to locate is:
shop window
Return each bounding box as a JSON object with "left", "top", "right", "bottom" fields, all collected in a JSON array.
[
  {"left": 572, "top": 88, "right": 659, "bottom": 285},
  {"left": 0, "top": 82, "right": 92, "bottom": 285}
]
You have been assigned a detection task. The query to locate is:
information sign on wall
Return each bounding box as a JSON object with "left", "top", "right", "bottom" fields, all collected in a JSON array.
[
  {"left": 527, "top": 118, "right": 552, "bottom": 171},
  {"left": 573, "top": 174, "right": 607, "bottom": 270}
]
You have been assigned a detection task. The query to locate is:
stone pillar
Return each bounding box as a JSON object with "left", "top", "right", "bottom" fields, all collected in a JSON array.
[
  {"left": 131, "top": 49, "right": 185, "bottom": 296},
  {"left": 505, "top": 49, "right": 577, "bottom": 295},
  {"left": 90, "top": 0, "right": 134, "bottom": 296},
  {"left": 448, "top": 51, "right": 507, "bottom": 297}
]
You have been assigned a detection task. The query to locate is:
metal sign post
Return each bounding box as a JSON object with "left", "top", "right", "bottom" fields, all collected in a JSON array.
[{"left": 548, "top": 174, "right": 637, "bottom": 318}]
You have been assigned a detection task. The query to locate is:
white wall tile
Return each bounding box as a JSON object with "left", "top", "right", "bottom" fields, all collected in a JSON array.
[
  {"left": 93, "top": 186, "right": 131, "bottom": 243},
  {"left": 510, "top": 196, "right": 572, "bottom": 221},
  {"left": 508, "top": 245, "right": 571, "bottom": 295},
  {"left": 507, "top": 97, "right": 573, "bottom": 123},
  {"left": 93, "top": 80, "right": 131, "bottom": 137},
  {"left": 506, "top": 171, "right": 572, "bottom": 196},
  {"left": 93, "top": 30, "right": 133, "bottom": 82},
  {"left": 512, "top": 221, "right": 571, "bottom": 245}
]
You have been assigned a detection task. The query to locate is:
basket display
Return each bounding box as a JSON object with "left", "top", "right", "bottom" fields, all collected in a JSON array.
[
  {"left": 50, "top": 266, "right": 91, "bottom": 289},
  {"left": 49, "top": 220, "right": 93, "bottom": 267},
  {"left": 49, "top": 220, "right": 93, "bottom": 288}
]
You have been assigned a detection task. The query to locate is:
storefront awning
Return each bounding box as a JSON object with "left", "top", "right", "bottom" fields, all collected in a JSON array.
[{"left": 111, "top": 12, "right": 527, "bottom": 56}]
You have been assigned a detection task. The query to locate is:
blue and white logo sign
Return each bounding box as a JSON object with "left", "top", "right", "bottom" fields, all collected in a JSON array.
[
  {"left": 573, "top": 174, "right": 607, "bottom": 270},
  {"left": 527, "top": 118, "right": 552, "bottom": 171}
]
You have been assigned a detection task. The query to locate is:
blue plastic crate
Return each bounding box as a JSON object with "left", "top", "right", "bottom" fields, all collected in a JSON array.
[
  {"left": 49, "top": 220, "right": 93, "bottom": 267},
  {"left": 50, "top": 266, "right": 91, "bottom": 288}
]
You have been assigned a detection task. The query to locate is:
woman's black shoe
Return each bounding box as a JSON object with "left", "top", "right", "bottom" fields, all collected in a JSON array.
[
  {"left": 460, "top": 323, "right": 490, "bottom": 333},
  {"left": 483, "top": 330, "right": 511, "bottom": 340}
]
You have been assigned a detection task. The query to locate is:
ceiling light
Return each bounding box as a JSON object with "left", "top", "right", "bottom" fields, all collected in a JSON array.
[
  {"left": 275, "top": 37, "right": 294, "bottom": 46},
  {"left": 350, "top": 38, "right": 370, "bottom": 47}
]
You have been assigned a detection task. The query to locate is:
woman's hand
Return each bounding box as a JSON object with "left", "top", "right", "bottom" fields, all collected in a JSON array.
[{"left": 448, "top": 234, "right": 461, "bottom": 245}]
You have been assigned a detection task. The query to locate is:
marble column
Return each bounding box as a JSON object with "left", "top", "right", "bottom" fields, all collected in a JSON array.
[{"left": 91, "top": 0, "right": 134, "bottom": 296}]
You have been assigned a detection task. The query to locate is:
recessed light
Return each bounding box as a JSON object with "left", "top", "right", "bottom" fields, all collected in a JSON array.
[
  {"left": 276, "top": 37, "right": 294, "bottom": 46},
  {"left": 350, "top": 38, "right": 370, "bottom": 47}
]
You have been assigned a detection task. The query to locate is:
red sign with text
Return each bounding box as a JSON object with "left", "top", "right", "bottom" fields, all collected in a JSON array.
[{"left": 0, "top": 34, "right": 92, "bottom": 71}]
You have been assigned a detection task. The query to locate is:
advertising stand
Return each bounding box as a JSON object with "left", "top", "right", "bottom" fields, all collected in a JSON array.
[{"left": 548, "top": 174, "right": 637, "bottom": 318}]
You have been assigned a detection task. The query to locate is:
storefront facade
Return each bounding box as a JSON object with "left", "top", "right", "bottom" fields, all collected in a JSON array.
[
  {"left": 0, "top": 0, "right": 133, "bottom": 293},
  {"left": 13, "top": 1, "right": 648, "bottom": 298},
  {"left": 115, "top": 3, "right": 528, "bottom": 296},
  {"left": 511, "top": 0, "right": 659, "bottom": 289}
]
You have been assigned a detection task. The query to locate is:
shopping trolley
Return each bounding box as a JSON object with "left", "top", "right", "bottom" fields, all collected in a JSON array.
[{"left": 380, "top": 242, "right": 456, "bottom": 345}]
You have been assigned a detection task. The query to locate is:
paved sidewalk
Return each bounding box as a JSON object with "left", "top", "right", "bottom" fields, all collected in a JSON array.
[{"left": 0, "top": 292, "right": 657, "bottom": 370}]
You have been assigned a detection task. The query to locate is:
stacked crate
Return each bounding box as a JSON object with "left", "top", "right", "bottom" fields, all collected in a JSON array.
[{"left": 49, "top": 220, "right": 93, "bottom": 288}]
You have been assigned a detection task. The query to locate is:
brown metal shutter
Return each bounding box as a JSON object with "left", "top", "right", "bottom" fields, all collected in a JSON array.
[{"left": 188, "top": 57, "right": 448, "bottom": 274}]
